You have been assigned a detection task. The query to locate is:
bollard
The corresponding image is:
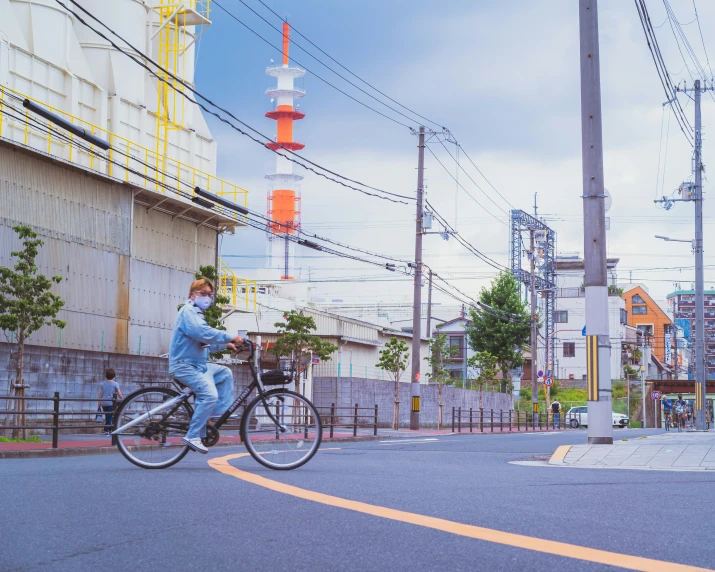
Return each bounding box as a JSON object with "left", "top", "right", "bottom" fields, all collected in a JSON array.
[
  {"left": 469, "top": 408, "right": 473, "bottom": 433},
  {"left": 52, "top": 392, "right": 60, "bottom": 449},
  {"left": 500, "top": 410, "right": 503, "bottom": 432},
  {"left": 330, "top": 403, "right": 335, "bottom": 439},
  {"left": 490, "top": 409, "right": 494, "bottom": 433},
  {"left": 509, "top": 409, "right": 512, "bottom": 432},
  {"left": 111, "top": 395, "right": 118, "bottom": 446},
  {"left": 480, "top": 408, "right": 484, "bottom": 432},
  {"left": 353, "top": 403, "right": 358, "bottom": 437},
  {"left": 452, "top": 406, "right": 455, "bottom": 432},
  {"left": 374, "top": 404, "right": 378, "bottom": 436},
  {"left": 458, "top": 407, "right": 462, "bottom": 433}
]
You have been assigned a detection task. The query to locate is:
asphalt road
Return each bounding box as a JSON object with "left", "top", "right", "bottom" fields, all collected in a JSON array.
[{"left": 1, "top": 428, "right": 713, "bottom": 572}]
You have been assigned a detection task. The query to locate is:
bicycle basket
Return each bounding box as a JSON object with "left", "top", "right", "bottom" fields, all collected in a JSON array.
[{"left": 261, "top": 369, "right": 293, "bottom": 386}]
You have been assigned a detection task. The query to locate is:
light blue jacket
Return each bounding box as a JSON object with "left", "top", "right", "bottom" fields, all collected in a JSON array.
[{"left": 168, "top": 300, "right": 233, "bottom": 372}]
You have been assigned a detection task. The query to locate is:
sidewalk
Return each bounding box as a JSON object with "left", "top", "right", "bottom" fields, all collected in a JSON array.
[{"left": 550, "top": 431, "right": 715, "bottom": 471}]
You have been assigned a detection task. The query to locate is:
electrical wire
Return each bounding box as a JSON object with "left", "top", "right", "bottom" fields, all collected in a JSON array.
[
  {"left": 212, "top": 0, "right": 419, "bottom": 129},
  {"left": 691, "top": 0, "right": 714, "bottom": 79},
  {"left": 426, "top": 144, "right": 507, "bottom": 225},
  {"left": 251, "top": 0, "right": 446, "bottom": 130},
  {"left": 55, "top": 0, "right": 414, "bottom": 205}
]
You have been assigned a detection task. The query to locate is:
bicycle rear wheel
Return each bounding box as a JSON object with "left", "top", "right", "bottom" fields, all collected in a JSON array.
[
  {"left": 114, "top": 387, "right": 192, "bottom": 469},
  {"left": 240, "top": 389, "right": 322, "bottom": 470}
]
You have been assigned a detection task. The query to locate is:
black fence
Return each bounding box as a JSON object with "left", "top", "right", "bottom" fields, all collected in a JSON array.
[
  {"left": 315, "top": 403, "right": 379, "bottom": 438},
  {"left": 451, "top": 407, "right": 569, "bottom": 433},
  {"left": 0, "top": 392, "right": 121, "bottom": 448}
]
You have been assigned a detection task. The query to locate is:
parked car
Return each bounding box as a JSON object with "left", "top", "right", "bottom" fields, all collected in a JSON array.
[{"left": 566, "top": 406, "right": 629, "bottom": 428}]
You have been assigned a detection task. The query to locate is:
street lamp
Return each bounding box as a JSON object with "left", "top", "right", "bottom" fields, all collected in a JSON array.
[{"left": 655, "top": 234, "right": 706, "bottom": 430}]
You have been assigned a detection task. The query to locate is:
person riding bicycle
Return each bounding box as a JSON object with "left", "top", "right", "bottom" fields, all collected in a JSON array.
[
  {"left": 169, "top": 278, "right": 244, "bottom": 454},
  {"left": 661, "top": 394, "right": 672, "bottom": 431},
  {"left": 674, "top": 394, "right": 687, "bottom": 429}
]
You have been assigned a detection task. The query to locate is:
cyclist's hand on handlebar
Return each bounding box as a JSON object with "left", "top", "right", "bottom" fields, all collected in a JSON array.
[
  {"left": 226, "top": 342, "right": 239, "bottom": 353},
  {"left": 232, "top": 335, "right": 245, "bottom": 345}
]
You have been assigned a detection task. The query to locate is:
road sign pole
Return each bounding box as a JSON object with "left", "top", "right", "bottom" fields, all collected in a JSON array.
[{"left": 579, "top": 0, "right": 613, "bottom": 444}]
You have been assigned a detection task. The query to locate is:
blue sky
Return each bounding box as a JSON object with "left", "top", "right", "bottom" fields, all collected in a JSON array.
[{"left": 193, "top": 1, "right": 715, "bottom": 309}]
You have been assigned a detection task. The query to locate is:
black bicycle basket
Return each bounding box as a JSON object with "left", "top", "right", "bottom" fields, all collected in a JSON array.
[{"left": 261, "top": 369, "right": 293, "bottom": 386}]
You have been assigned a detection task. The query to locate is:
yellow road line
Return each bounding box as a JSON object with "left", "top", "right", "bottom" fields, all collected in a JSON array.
[
  {"left": 208, "top": 453, "right": 710, "bottom": 572},
  {"left": 549, "top": 445, "right": 572, "bottom": 464}
]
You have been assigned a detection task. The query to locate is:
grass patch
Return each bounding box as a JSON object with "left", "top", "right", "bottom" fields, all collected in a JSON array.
[{"left": 0, "top": 435, "right": 43, "bottom": 443}]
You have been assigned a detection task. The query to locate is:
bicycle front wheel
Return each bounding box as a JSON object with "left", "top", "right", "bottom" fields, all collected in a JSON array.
[
  {"left": 240, "top": 389, "right": 322, "bottom": 470},
  {"left": 114, "top": 387, "right": 192, "bottom": 469}
]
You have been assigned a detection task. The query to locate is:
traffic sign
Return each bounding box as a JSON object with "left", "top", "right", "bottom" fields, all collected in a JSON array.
[
  {"left": 537, "top": 370, "right": 544, "bottom": 378},
  {"left": 581, "top": 325, "right": 587, "bottom": 336},
  {"left": 652, "top": 391, "right": 661, "bottom": 400},
  {"left": 544, "top": 377, "right": 554, "bottom": 386}
]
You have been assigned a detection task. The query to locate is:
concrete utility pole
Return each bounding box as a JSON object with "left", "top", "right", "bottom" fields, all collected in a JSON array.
[
  {"left": 426, "top": 267, "right": 433, "bottom": 343},
  {"left": 693, "top": 80, "right": 707, "bottom": 430},
  {"left": 530, "top": 229, "right": 538, "bottom": 428},
  {"left": 410, "top": 126, "right": 425, "bottom": 430},
  {"left": 579, "top": 0, "right": 613, "bottom": 444},
  {"left": 641, "top": 332, "right": 647, "bottom": 428}
]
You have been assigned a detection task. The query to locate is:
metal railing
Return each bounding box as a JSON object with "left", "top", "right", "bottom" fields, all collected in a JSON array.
[
  {"left": 0, "top": 84, "right": 248, "bottom": 213},
  {"left": 316, "top": 404, "right": 379, "bottom": 438},
  {"left": 218, "top": 258, "right": 257, "bottom": 311},
  {"left": 0, "top": 393, "right": 121, "bottom": 448},
  {"left": 451, "top": 407, "right": 569, "bottom": 433}
]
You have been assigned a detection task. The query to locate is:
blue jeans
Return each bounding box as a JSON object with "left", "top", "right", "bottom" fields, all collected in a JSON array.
[
  {"left": 171, "top": 363, "right": 234, "bottom": 439},
  {"left": 554, "top": 412, "right": 561, "bottom": 427}
]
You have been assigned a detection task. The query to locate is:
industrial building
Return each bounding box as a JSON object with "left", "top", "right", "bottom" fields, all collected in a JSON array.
[{"left": 0, "top": 1, "right": 252, "bottom": 356}]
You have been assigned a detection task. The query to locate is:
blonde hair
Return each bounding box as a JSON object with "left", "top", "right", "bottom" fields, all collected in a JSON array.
[{"left": 189, "top": 277, "right": 214, "bottom": 296}]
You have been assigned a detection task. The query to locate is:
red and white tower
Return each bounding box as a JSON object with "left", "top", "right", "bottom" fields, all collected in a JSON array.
[{"left": 265, "top": 22, "right": 305, "bottom": 280}]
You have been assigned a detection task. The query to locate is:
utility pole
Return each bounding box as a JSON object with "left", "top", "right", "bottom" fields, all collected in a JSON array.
[
  {"left": 426, "top": 268, "right": 433, "bottom": 343},
  {"left": 579, "top": 0, "right": 613, "bottom": 444},
  {"left": 641, "top": 332, "right": 647, "bottom": 427},
  {"left": 530, "top": 229, "right": 538, "bottom": 428},
  {"left": 693, "top": 80, "right": 707, "bottom": 430},
  {"left": 410, "top": 126, "right": 425, "bottom": 430}
]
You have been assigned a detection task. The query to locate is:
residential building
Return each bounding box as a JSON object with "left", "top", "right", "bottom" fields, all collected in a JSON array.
[
  {"left": 621, "top": 285, "right": 672, "bottom": 364},
  {"left": 553, "top": 255, "right": 627, "bottom": 380},
  {"left": 666, "top": 289, "right": 715, "bottom": 380},
  {"left": 434, "top": 317, "right": 477, "bottom": 382}
]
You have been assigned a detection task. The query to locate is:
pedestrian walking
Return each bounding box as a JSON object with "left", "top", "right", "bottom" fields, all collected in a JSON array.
[
  {"left": 661, "top": 394, "right": 672, "bottom": 431},
  {"left": 551, "top": 399, "right": 561, "bottom": 428},
  {"left": 98, "top": 368, "right": 123, "bottom": 435}
]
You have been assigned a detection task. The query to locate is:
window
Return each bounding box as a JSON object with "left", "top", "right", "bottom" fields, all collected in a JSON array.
[
  {"left": 555, "top": 311, "right": 568, "bottom": 323},
  {"left": 632, "top": 294, "right": 645, "bottom": 304},
  {"left": 449, "top": 336, "right": 463, "bottom": 358},
  {"left": 632, "top": 305, "right": 647, "bottom": 315},
  {"left": 563, "top": 342, "right": 576, "bottom": 358},
  {"left": 620, "top": 309, "right": 628, "bottom": 325}
]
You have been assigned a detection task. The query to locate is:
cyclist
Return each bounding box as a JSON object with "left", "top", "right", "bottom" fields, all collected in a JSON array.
[
  {"left": 661, "top": 394, "right": 672, "bottom": 431},
  {"left": 169, "top": 278, "right": 243, "bottom": 454},
  {"left": 674, "top": 394, "right": 687, "bottom": 431}
]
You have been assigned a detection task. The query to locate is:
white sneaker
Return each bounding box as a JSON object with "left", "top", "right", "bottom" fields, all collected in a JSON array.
[{"left": 182, "top": 436, "right": 208, "bottom": 454}]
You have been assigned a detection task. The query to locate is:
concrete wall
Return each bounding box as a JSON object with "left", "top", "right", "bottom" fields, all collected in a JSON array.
[
  {"left": 313, "top": 377, "right": 513, "bottom": 428},
  {"left": 0, "top": 344, "right": 513, "bottom": 430}
]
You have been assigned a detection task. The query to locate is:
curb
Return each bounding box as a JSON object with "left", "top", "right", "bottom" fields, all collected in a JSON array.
[
  {"left": 548, "top": 445, "right": 572, "bottom": 465},
  {"left": 0, "top": 433, "right": 445, "bottom": 460}
]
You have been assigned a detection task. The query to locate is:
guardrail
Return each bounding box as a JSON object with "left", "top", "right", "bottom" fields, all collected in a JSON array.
[
  {"left": 0, "top": 393, "right": 120, "bottom": 448},
  {"left": 451, "top": 407, "right": 569, "bottom": 433},
  {"left": 316, "top": 403, "right": 379, "bottom": 438}
]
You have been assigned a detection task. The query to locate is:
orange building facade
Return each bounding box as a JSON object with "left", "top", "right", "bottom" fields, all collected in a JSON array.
[{"left": 622, "top": 286, "right": 672, "bottom": 363}]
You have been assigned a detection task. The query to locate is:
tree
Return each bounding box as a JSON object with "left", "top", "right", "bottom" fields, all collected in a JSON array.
[
  {"left": 271, "top": 311, "right": 338, "bottom": 394},
  {"left": 376, "top": 336, "right": 409, "bottom": 430},
  {"left": 424, "top": 333, "right": 457, "bottom": 429},
  {"left": 466, "top": 272, "right": 530, "bottom": 390},
  {"left": 470, "top": 351, "right": 499, "bottom": 411},
  {"left": 0, "top": 226, "right": 65, "bottom": 438}
]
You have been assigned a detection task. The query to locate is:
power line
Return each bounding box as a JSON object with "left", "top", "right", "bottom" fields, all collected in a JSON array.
[
  {"left": 213, "top": 0, "right": 421, "bottom": 129},
  {"left": 691, "top": 0, "right": 714, "bottom": 79},
  {"left": 425, "top": 144, "right": 508, "bottom": 224},
  {"left": 55, "top": 0, "right": 414, "bottom": 205},
  {"left": 251, "top": 0, "right": 446, "bottom": 130}
]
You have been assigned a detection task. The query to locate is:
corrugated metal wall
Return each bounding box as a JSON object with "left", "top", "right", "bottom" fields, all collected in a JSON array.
[{"left": 0, "top": 143, "right": 217, "bottom": 356}]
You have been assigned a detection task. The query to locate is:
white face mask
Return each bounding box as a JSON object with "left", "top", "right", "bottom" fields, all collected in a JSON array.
[{"left": 193, "top": 296, "right": 212, "bottom": 310}]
